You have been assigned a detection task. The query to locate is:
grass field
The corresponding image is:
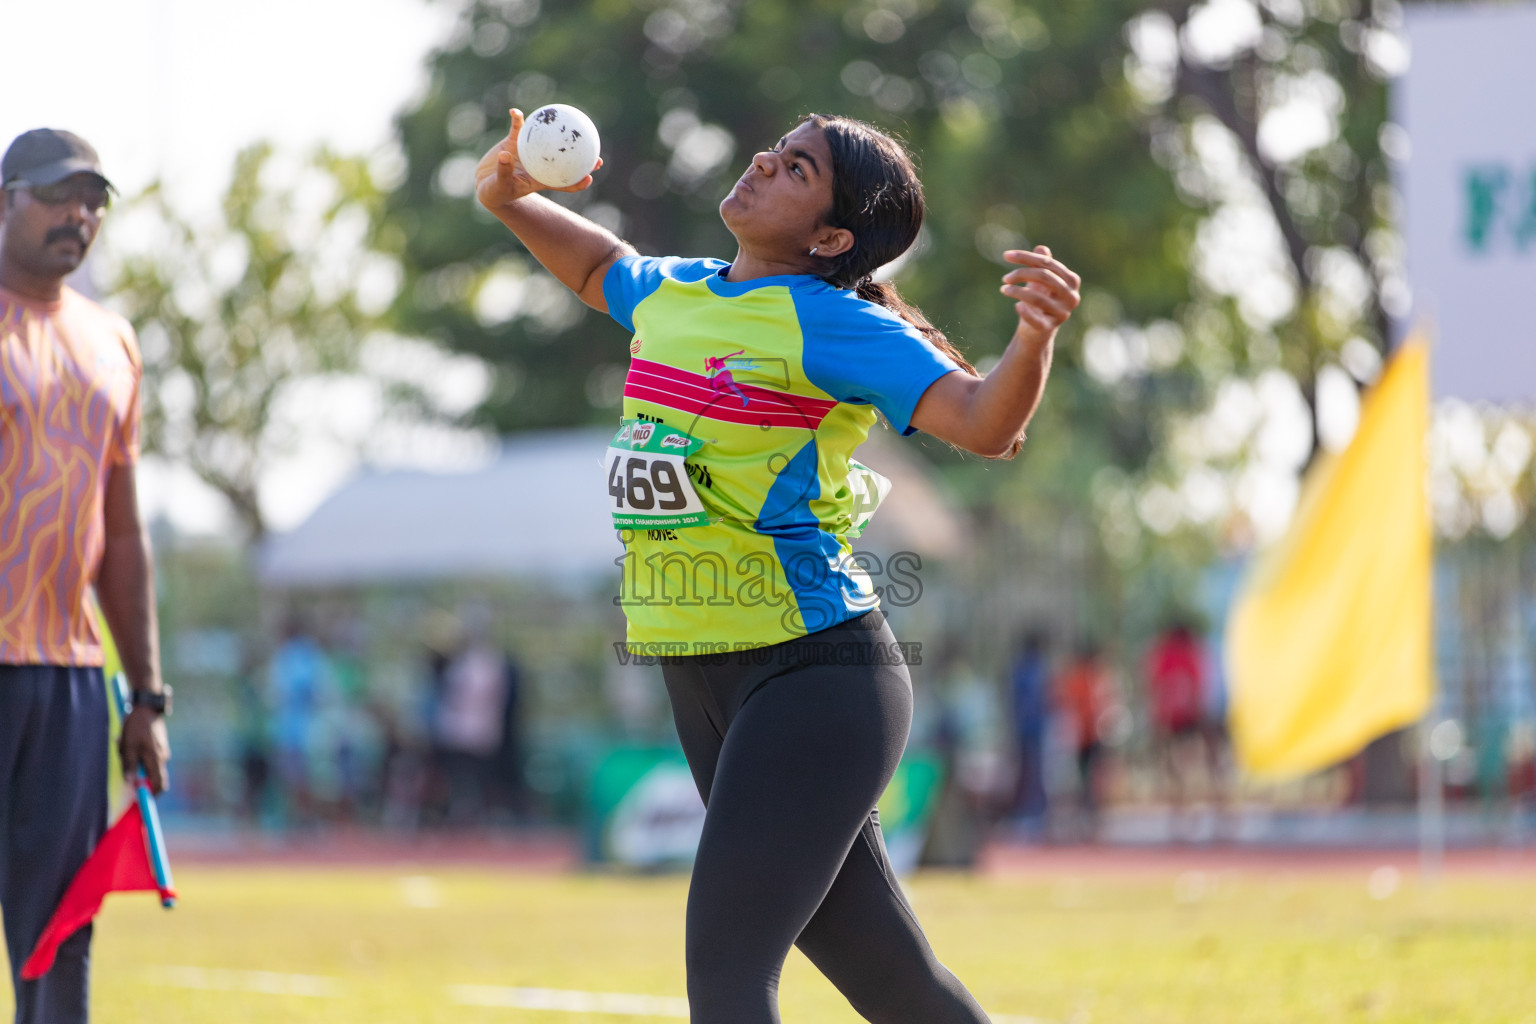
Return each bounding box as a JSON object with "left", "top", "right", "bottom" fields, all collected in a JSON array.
[{"left": 5, "top": 862, "right": 1535, "bottom": 1023}]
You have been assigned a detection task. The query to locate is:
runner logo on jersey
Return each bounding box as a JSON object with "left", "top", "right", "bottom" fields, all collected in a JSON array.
[{"left": 704, "top": 350, "right": 755, "bottom": 407}]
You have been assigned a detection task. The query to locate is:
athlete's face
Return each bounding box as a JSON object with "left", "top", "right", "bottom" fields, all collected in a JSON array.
[
  {"left": 0, "top": 173, "right": 105, "bottom": 282},
  {"left": 720, "top": 123, "right": 850, "bottom": 266}
]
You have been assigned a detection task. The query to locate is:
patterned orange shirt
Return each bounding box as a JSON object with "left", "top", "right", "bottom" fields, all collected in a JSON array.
[{"left": 1, "top": 285, "right": 141, "bottom": 666}]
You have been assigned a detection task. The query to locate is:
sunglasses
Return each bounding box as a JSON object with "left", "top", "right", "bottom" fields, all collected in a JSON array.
[{"left": 4, "top": 180, "right": 112, "bottom": 212}]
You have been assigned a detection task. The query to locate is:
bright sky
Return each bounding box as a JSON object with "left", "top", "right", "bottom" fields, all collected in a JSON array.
[
  {"left": 1, "top": 0, "right": 451, "bottom": 207},
  {"left": 2, "top": 0, "right": 460, "bottom": 535}
]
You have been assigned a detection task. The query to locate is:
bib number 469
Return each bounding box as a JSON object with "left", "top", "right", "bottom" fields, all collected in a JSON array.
[{"left": 608, "top": 455, "right": 689, "bottom": 511}]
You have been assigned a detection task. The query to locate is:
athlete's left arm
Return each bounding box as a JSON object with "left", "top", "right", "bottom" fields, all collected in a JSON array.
[
  {"left": 909, "top": 246, "right": 1079, "bottom": 458},
  {"left": 98, "top": 463, "right": 171, "bottom": 793}
]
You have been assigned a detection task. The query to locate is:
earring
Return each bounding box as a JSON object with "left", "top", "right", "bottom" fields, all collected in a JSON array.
[{"left": 809, "top": 247, "right": 818, "bottom": 256}]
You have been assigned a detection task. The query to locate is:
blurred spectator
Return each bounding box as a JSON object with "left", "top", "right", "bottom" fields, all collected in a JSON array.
[
  {"left": 268, "top": 615, "right": 331, "bottom": 825},
  {"left": 434, "top": 605, "right": 517, "bottom": 824},
  {"left": 1199, "top": 633, "right": 1233, "bottom": 831},
  {"left": 492, "top": 651, "right": 528, "bottom": 821},
  {"left": 1053, "top": 640, "right": 1117, "bottom": 841},
  {"left": 322, "top": 616, "right": 384, "bottom": 818},
  {"left": 379, "top": 637, "right": 450, "bottom": 832},
  {"left": 233, "top": 653, "right": 270, "bottom": 824},
  {"left": 1007, "top": 628, "right": 1051, "bottom": 831},
  {"left": 1145, "top": 619, "right": 1220, "bottom": 837},
  {"left": 1146, "top": 622, "right": 1204, "bottom": 737},
  {"left": 919, "top": 641, "right": 989, "bottom": 867}
]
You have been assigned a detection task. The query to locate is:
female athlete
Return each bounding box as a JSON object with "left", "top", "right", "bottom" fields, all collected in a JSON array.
[{"left": 477, "top": 108, "right": 1079, "bottom": 1023}]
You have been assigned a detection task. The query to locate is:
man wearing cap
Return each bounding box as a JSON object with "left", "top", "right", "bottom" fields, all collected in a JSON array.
[{"left": 0, "top": 128, "right": 170, "bottom": 1023}]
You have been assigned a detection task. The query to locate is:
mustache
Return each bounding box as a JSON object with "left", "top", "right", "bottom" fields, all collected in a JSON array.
[{"left": 45, "top": 225, "right": 92, "bottom": 247}]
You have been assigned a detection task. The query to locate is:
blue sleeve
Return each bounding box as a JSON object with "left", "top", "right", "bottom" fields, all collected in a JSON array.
[
  {"left": 796, "top": 289, "right": 962, "bottom": 436},
  {"left": 603, "top": 255, "right": 723, "bottom": 333}
]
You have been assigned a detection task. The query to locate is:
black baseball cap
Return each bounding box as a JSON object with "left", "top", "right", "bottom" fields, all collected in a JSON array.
[{"left": 1, "top": 129, "right": 114, "bottom": 191}]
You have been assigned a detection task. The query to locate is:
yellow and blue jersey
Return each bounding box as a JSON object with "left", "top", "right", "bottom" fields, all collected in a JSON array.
[{"left": 603, "top": 256, "right": 959, "bottom": 651}]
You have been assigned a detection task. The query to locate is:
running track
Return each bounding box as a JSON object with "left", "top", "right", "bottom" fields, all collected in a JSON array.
[{"left": 165, "top": 829, "right": 1536, "bottom": 875}]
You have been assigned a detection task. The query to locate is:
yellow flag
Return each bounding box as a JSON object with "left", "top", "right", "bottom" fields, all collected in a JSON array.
[{"left": 1227, "top": 340, "right": 1433, "bottom": 778}]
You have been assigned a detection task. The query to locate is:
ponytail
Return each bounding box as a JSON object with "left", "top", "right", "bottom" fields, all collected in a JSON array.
[
  {"left": 810, "top": 113, "right": 1023, "bottom": 460},
  {"left": 854, "top": 278, "right": 972, "bottom": 374},
  {"left": 853, "top": 279, "right": 1024, "bottom": 460}
]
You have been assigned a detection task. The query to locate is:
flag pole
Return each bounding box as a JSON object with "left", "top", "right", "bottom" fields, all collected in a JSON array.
[
  {"left": 1414, "top": 326, "right": 1444, "bottom": 885},
  {"left": 1418, "top": 715, "right": 1444, "bottom": 883},
  {"left": 111, "top": 674, "right": 176, "bottom": 906}
]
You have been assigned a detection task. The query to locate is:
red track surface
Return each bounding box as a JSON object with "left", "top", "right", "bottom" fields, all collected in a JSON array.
[
  {"left": 166, "top": 829, "right": 1536, "bottom": 875},
  {"left": 976, "top": 843, "right": 1536, "bottom": 876},
  {"left": 170, "top": 828, "right": 579, "bottom": 870}
]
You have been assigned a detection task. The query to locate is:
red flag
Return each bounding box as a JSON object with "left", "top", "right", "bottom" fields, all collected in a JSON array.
[{"left": 22, "top": 802, "right": 177, "bottom": 979}]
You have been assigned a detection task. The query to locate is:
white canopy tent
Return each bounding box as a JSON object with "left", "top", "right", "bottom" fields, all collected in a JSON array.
[
  {"left": 258, "top": 430, "right": 620, "bottom": 586},
  {"left": 258, "top": 428, "right": 968, "bottom": 588}
]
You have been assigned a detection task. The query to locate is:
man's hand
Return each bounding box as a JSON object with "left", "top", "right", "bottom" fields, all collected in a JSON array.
[
  {"left": 475, "top": 108, "right": 602, "bottom": 213},
  {"left": 120, "top": 705, "right": 170, "bottom": 794},
  {"left": 1001, "top": 245, "right": 1081, "bottom": 345}
]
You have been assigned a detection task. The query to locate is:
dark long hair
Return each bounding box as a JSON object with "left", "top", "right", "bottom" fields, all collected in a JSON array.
[{"left": 806, "top": 114, "right": 1021, "bottom": 458}]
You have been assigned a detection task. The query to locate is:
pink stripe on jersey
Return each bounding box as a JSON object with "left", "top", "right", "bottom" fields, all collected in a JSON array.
[{"left": 624, "top": 358, "right": 836, "bottom": 429}]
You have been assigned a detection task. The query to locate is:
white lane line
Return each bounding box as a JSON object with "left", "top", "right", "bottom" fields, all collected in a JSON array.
[
  {"left": 151, "top": 965, "right": 344, "bottom": 998},
  {"left": 155, "top": 967, "right": 1041, "bottom": 1022},
  {"left": 449, "top": 984, "right": 690, "bottom": 1018}
]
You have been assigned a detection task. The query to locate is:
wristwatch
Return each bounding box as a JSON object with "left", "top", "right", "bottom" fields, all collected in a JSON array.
[{"left": 130, "top": 686, "right": 173, "bottom": 716}]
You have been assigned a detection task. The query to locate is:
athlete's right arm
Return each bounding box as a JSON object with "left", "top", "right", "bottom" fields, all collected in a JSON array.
[{"left": 475, "top": 108, "right": 636, "bottom": 313}]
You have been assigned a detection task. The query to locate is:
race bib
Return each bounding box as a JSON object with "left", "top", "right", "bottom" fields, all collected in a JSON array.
[{"left": 605, "top": 419, "right": 709, "bottom": 530}]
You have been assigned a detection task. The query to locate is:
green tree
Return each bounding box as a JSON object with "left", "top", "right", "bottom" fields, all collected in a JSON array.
[
  {"left": 381, "top": 0, "right": 1272, "bottom": 656},
  {"left": 386, "top": 0, "right": 1203, "bottom": 443},
  {"left": 1137, "top": 0, "right": 1410, "bottom": 438},
  {"left": 107, "top": 144, "right": 401, "bottom": 541}
]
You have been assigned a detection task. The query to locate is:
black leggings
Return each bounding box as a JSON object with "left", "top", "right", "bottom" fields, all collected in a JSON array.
[{"left": 661, "top": 610, "right": 990, "bottom": 1024}]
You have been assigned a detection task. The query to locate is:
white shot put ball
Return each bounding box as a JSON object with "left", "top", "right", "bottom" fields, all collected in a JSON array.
[{"left": 517, "top": 103, "right": 601, "bottom": 188}]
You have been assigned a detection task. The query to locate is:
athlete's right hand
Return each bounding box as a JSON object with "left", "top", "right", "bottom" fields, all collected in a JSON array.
[{"left": 476, "top": 108, "right": 603, "bottom": 212}]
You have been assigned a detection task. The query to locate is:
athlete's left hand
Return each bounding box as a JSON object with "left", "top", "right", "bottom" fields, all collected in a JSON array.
[{"left": 1001, "top": 246, "right": 1080, "bottom": 345}]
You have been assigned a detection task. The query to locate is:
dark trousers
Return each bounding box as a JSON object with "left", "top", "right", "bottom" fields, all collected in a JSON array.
[
  {"left": 0, "top": 665, "right": 109, "bottom": 1024},
  {"left": 1012, "top": 729, "right": 1047, "bottom": 819},
  {"left": 661, "top": 611, "right": 990, "bottom": 1024}
]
